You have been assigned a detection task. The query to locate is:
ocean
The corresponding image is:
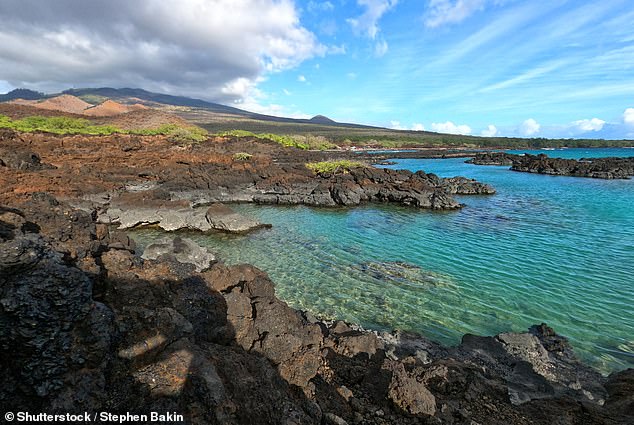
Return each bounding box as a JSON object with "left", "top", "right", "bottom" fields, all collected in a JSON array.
[{"left": 131, "top": 147, "right": 634, "bottom": 373}]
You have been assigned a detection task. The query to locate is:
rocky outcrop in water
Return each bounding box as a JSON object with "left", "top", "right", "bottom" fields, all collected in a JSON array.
[
  {"left": 467, "top": 151, "right": 634, "bottom": 179},
  {"left": 511, "top": 154, "right": 634, "bottom": 179},
  {"left": 465, "top": 151, "right": 516, "bottom": 166},
  {"left": 1, "top": 196, "right": 632, "bottom": 424}
]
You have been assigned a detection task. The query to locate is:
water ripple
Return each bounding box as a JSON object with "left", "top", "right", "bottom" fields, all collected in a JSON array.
[{"left": 130, "top": 148, "right": 634, "bottom": 374}]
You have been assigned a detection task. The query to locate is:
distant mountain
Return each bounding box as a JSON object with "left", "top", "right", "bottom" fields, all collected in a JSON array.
[
  {"left": 309, "top": 115, "right": 336, "bottom": 124},
  {"left": 0, "top": 88, "right": 45, "bottom": 102},
  {"left": 63, "top": 87, "right": 250, "bottom": 115},
  {"left": 61, "top": 87, "right": 379, "bottom": 129},
  {"left": 1, "top": 86, "right": 381, "bottom": 130}
]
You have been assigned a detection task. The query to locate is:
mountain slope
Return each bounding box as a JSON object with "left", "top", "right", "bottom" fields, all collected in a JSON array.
[
  {"left": 62, "top": 87, "right": 379, "bottom": 129},
  {"left": 0, "top": 89, "right": 46, "bottom": 102},
  {"left": 63, "top": 87, "right": 250, "bottom": 115}
]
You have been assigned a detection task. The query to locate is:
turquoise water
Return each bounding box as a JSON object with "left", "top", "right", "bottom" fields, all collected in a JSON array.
[{"left": 131, "top": 148, "right": 634, "bottom": 373}]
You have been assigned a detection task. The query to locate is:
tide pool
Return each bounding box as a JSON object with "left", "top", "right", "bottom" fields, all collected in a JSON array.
[{"left": 131, "top": 148, "right": 634, "bottom": 373}]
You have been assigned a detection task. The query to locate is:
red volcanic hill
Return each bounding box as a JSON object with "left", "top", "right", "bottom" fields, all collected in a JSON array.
[
  {"left": 6, "top": 95, "right": 153, "bottom": 119},
  {"left": 83, "top": 99, "right": 131, "bottom": 117},
  {"left": 15, "top": 94, "right": 93, "bottom": 114}
]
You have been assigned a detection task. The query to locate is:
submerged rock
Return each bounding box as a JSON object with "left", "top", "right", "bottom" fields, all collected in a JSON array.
[
  {"left": 205, "top": 203, "right": 272, "bottom": 233},
  {"left": 358, "top": 261, "right": 454, "bottom": 288}
]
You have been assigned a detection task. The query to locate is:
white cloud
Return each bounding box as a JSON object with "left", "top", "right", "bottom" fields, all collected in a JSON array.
[
  {"left": 347, "top": 0, "right": 398, "bottom": 39},
  {"left": 425, "top": 0, "right": 487, "bottom": 28},
  {"left": 572, "top": 118, "right": 605, "bottom": 132},
  {"left": 298, "top": 75, "right": 307, "bottom": 82},
  {"left": 431, "top": 121, "right": 472, "bottom": 135},
  {"left": 624, "top": 108, "right": 634, "bottom": 126},
  {"left": 480, "top": 124, "right": 498, "bottom": 137},
  {"left": 221, "top": 77, "right": 260, "bottom": 99},
  {"left": 390, "top": 120, "right": 405, "bottom": 130},
  {"left": 307, "top": 1, "right": 335, "bottom": 13},
  {"left": 327, "top": 44, "right": 347, "bottom": 55},
  {"left": 519, "top": 118, "right": 540, "bottom": 136},
  {"left": 412, "top": 123, "right": 425, "bottom": 131},
  {"left": 0, "top": 0, "right": 327, "bottom": 104},
  {"left": 347, "top": 72, "right": 358, "bottom": 79},
  {"left": 374, "top": 39, "right": 389, "bottom": 57}
]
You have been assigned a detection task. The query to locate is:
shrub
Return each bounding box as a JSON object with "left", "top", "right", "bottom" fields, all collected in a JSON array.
[
  {"left": 0, "top": 114, "right": 208, "bottom": 141},
  {"left": 233, "top": 152, "right": 253, "bottom": 161},
  {"left": 217, "top": 130, "right": 316, "bottom": 150},
  {"left": 289, "top": 134, "right": 337, "bottom": 150},
  {"left": 305, "top": 160, "right": 366, "bottom": 174}
]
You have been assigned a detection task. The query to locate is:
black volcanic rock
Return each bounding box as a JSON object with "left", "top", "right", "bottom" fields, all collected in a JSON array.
[
  {"left": 466, "top": 151, "right": 516, "bottom": 165},
  {"left": 511, "top": 154, "right": 634, "bottom": 179},
  {"left": 468, "top": 151, "right": 634, "bottom": 179},
  {"left": 1, "top": 198, "right": 633, "bottom": 424}
]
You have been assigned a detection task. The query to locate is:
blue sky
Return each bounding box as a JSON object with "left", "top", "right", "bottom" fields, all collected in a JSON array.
[
  {"left": 1, "top": 0, "right": 633, "bottom": 138},
  {"left": 260, "top": 0, "right": 634, "bottom": 138}
]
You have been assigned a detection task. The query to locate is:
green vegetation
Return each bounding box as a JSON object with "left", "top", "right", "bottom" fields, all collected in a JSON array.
[
  {"left": 0, "top": 114, "right": 208, "bottom": 143},
  {"left": 306, "top": 160, "right": 366, "bottom": 174},
  {"left": 217, "top": 130, "right": 309, "bottom": 149},
  {"left": 76, "top": 94, "right": 108, "bottom": 105},
  {"left": 135, "top": 124, "right": 208, "bottom": 143},
  {"left": 216, "top": 130, "right": 337, "bottom": 150},
  {"left": 197, "top": 118, "right": 633, "bottom": 149},
  {"left": 233, "top": 152, "right": 253, "bottom": 161},
  {"left": 1, "top": 115, "right": 120, "bottom": 135}
]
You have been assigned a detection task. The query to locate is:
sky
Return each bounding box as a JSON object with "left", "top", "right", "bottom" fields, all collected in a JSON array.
[{"left": 0, "top": 0, "right": 633, "bottom": 139}]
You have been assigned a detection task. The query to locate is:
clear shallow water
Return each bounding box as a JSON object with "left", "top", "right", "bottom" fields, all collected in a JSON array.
[{"left": 131, "top": 148, "right": 634, "bottom": 373}]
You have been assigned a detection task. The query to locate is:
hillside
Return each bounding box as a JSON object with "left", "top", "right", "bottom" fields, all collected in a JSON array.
[
  {"left": 27, "top": 94, "right": 92, "bottom": 114},
  {"left": 0, "top": 88, "right": 45, "bottom": 102},
  {"left": 1, "top": 87, "right": 633, "bottom": 148}
]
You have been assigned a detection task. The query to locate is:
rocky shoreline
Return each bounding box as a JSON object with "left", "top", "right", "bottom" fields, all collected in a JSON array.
[
  {"left": 1, "top": 195, "right": 633, "bottom": 424},
  {"left": 0, "top": 129, "right": 494, "bottom": 233},
  {"left": 1, "top": 130, "right": 633, "bottom": 424},
  {"left": 466, "top": 152, "right": 634, "bottom": 179}
]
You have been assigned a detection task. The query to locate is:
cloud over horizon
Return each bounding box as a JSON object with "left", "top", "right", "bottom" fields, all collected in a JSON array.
[
  {"left": 519, "top": 118, "right": 540, "bottom": 136},
  {"left": 431, "top": 121, "right": 472, "bottom": 135},
  {"left": 0, "top": 0, "right": 326, "bottom": 104}
]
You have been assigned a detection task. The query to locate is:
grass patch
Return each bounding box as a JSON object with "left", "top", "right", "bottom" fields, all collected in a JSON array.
[
  {"left": 306, "top": 160, "right": 366, "bottom": 174},
  {"left": 199, "top": 119, "right": 634, "bottom": 149},
  {"left": 0, "top": 114, "right": 208, "bottom": 143},
  {"left": 134, "top": 124, "right": 208, "bottom": 143},
  {"left": 233, "top": 152, "right": 253, "bottom": 161},
  {"left": 217, "top": 130, "right": 308, "bottom": 149},
  {"left": 216, "top": 129, "right": 337, "bottom": 150}
]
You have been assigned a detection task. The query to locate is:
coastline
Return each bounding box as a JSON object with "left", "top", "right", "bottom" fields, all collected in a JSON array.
[
  {"left": 1, "top": 130, "right": 633, "bottom": 423},
  {"left": 1, "top": 195, "right": 632, "bottom": 424}
]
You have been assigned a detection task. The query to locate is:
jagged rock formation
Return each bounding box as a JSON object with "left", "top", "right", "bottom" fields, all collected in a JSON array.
[
  {"left": 98, "top": 201, "right": 271, "bottom": 234},
  {"left": 467, "top": 152, "right": 634, "bottom": 179},
  {"left": 1, "top": 196, "right": 632, "bottom": 424},
  {"left": 0, "top": 129, "right": 494, "bottom": 213},
  {"left": 511, "top": 154, "right": 634, "bottom": 179},
  {"left": 466, "top": 152, "right": 516, "bottom": 166}
]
